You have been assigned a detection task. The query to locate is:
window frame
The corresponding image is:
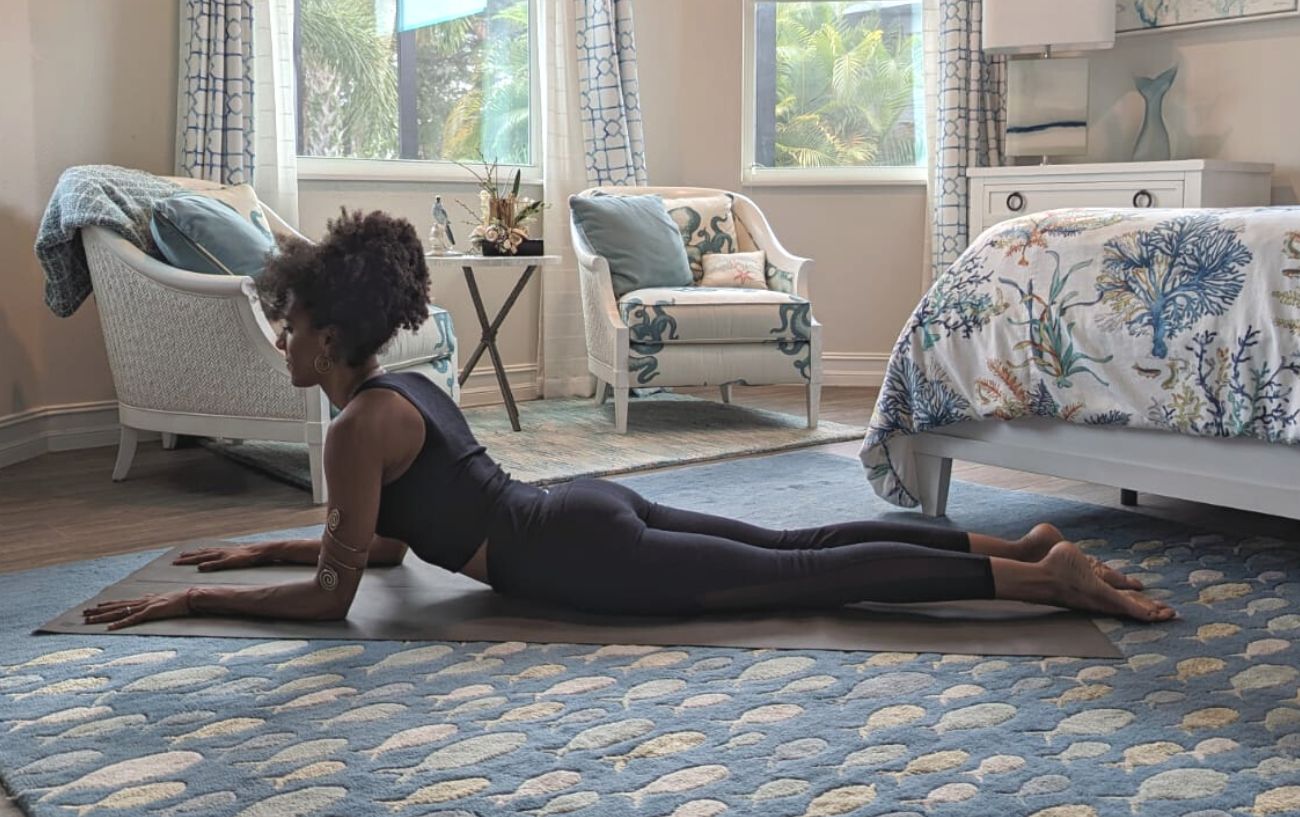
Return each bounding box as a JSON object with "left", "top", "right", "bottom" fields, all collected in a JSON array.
[
  {"left": 295, "top": 0, "right": 542, "bottom": 184},
  {"left": 740, "top": 0, "right": 928, "bottom": 188}
]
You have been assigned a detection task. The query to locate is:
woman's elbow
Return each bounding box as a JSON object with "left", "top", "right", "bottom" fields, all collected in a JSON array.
[{"left": 311, "top": 591, "right": 355, "bottom": 621}]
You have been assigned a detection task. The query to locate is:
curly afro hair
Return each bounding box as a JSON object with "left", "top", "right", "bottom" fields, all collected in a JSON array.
[{"left": 258, "top": 208, "right": 430, "bottom": 367}]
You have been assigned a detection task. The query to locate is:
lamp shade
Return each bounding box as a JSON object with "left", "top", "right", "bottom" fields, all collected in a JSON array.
[{"left": 982, "top": 0, "right": 1116, "bottom": 54}]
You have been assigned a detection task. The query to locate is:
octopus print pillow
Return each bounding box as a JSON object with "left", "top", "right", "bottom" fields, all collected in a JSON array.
[
  {"left": 700, "top": 251, "right": 768, "bottom": 289},
  {"left": 662, "top": 194, "right": 739, "bottom": 283}
]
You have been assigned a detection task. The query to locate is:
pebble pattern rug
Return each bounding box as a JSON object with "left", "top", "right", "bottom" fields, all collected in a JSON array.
[
  {"left": 2, "top": 452, "right": 1299, "bottom": 817},
  {"left": 200, "top": 393, "right": 866, "bottom": 489}
]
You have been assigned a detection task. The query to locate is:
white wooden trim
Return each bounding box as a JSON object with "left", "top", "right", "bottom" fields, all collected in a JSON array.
[
  {"left": 297, "top": 158, "right": 544, "bottom": 186},
  {"left": 455, "top": 363, "right": 541, "bottom": 407},
  {"left": 742, "top": 167, "right": 929, "bottom": 187},
  {"left": 822, "top": 352, "right": 890, "bottom": 388},
  {"left": 909, "top": 416, "right": 1300, "bottom": 521},
  {"left": 0, "top": 364, "right": 542, "bottom": 470},
  {"left": 0, "top": 402, "right": 158, "bottom": 470}
]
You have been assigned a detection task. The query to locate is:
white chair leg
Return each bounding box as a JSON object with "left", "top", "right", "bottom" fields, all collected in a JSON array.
[
  {"left": 308, "top": 439, "right": 328, "bottom": 505},
  {"left": 111, "top": 427, "right": 139, "bottom": 482},
  {"left": 161, "top": 432, "right": 178, "bottom": 450},
  {"left": 614, "top": 387, "right": 629, "bottom": 434},
  {"left": 915, "top": 453, "right": 953, "bottom": 517},
  {"left": 806, "top": 381, "right": 821, "bottom": 429},
  {"left": 719, "top": 384, "right": 733, "bottom": 404},
  {"left": 593, "top": 379, "right": 608, "bottom": 406}
]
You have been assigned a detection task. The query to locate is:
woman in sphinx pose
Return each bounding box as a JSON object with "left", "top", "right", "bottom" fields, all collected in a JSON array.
[{"left": 84, "top": 211, "right": 1175, "bottom": 631}]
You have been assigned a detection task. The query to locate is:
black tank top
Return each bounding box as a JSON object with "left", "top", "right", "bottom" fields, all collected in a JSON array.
[{"left": 355, "top": 372, "right": 515, "bottom": 572}]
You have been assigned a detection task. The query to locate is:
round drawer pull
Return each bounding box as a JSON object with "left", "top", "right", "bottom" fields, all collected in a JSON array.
[
  {"left": 1006, "top": 192, "right": 1025, "bottom": 212},
  {"left": 1133, "top": 189, "right": 1154, "bottom": 208}
]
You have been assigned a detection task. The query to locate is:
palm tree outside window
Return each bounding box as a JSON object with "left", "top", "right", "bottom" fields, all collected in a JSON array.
[
  {"left": 294, "top": 0, "right": 534, "bottom": 168},
  {"left": 746, "top": 0, "right": 926, "bottom": 184}
]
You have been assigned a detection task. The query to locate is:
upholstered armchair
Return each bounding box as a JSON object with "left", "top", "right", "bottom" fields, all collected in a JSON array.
[
  {"left": 571, "top": 186, "right": 821, "bottom": 433},
  {"left": 82, "top": 182, "right": 458, "bottom": 504}
]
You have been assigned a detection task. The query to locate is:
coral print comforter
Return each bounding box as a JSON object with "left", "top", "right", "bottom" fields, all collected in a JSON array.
[{"left": 862, "top": 207, "right": 1300, "bottom": 508}]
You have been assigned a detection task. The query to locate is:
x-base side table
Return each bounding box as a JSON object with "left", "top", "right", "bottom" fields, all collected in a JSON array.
[{"left": 424, "top": 253, "right": 560, "bottom": 432}]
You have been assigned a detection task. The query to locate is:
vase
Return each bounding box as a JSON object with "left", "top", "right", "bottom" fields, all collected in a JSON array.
[
  {"left": 1132, "top": 65, "right": 1178, "bottom": 163},
  {"left": 479, "top": 238, "right": 543, "bottom": 257}
]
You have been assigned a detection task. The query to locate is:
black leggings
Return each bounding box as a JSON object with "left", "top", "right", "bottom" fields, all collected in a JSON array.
[{"left": 486, "top": 479, "right": 995, "bottom": 616}]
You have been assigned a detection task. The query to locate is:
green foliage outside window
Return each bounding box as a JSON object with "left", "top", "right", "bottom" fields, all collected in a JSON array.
[
  {"left": 768, "top": 1, "right": 922, "bottom": 169},
  {"left": 297, "top": 0, "right": 531, "bottom": 164}
]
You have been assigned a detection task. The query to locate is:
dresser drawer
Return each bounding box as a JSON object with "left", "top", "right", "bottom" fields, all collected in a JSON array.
[{"left": 982, "top": 179, "right": 1186, "bottom": 223}]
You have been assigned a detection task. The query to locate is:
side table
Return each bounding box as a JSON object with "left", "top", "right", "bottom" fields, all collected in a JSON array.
[{"left": 424, "top": 253, "right": 560, "bottom": 431}]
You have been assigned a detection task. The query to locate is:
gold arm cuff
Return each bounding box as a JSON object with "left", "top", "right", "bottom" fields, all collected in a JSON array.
[{"left": 324, "top": 527, "right": 366, "bottom": 554}]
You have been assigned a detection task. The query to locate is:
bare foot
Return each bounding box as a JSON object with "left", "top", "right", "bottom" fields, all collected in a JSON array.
[
  {"left": 1016, "top": 523, "right": 1065, "bottom": 561},
  {"left": 1016, "top": 524, "right": 1142, "bottom": 590},
  {"left": 1039, "top": 541, "right": 1175, "bottom": 623}
]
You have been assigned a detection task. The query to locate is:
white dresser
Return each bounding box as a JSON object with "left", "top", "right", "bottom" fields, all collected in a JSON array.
[{"left": 967, "top": 159, "right": 1274, "bottom": 238}]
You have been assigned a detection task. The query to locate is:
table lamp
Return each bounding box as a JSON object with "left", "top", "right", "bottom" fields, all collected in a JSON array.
[{"left": 983, "top": 0, "right": 1116, "bottom": 162}]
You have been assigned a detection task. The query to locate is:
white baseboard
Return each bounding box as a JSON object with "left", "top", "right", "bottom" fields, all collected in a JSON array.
[
  {"left": 0, "top": 364, "right": 542, "bottom": 471},
  {"left": 1, "top": 356, "right": 876, "bottom": 470},
  {"left": 822, "top": 352, "right": 889, "bottom": 388},
  {"left": 454, "top": 363, "right": 542, "bottom": 408},
  {"left": 0, "top": 401, "right": 160, "bottom": 471}
]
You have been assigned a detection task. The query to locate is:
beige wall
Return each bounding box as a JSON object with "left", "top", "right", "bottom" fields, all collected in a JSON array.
[
  {"left": 632, "top": 2, "right": 1300, "bottom": 379},
  {"left": 7, "top": 1, "right": 1300, "bottom": 426},
  {"left": 1083, "top": 17, "right": 1300, "bottom": 204},
  {"left": 296, "top": 182, "right": 544, "bottom": 391},
  {"left": 0, "top": 0, "right": 178, "bottom": 417},
  {"left": 634, "top": 0, "right": 929, "bottom": 377}
]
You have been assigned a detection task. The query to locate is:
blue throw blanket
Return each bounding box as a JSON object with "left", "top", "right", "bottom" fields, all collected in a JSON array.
[{"left": 34, "top": 165, "right": 182, "bottom": 317}]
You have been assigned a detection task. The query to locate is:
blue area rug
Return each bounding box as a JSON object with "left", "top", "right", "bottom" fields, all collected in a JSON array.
[{"left": 2, "top": 451, "right": 1299, "bottom": 817}]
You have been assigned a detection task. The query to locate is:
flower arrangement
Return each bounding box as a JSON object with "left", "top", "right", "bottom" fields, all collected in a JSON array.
[{"left": 457, "top": 156, "right": 544, "bottom": 255}]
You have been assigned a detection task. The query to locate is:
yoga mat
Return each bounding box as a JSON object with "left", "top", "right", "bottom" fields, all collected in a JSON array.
[{"left": 37, "top": 540, "right": 1120, "bottom": 658}]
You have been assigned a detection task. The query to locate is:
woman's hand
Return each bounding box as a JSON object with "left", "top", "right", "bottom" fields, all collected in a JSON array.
[
  {"left": 82, "top": 590, "right": 193, "bottom": 630},
  {"left": 172, "top": 543, "right": 270, "bottom": 572}
]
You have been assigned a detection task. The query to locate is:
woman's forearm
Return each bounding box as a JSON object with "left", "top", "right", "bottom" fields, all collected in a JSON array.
[
  {"left": 262, "top": 539, "right": 322, "bottom": 565},
  {"left": 260, "top": 538, "right": 407, "bottom": 567},
  {"left": 187, "top": 580, "right": 345, "bottom": 621}
]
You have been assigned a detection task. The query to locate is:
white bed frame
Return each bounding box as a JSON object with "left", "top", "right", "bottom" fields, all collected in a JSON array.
[{"left": 908, "top": 417, "right": 1300, "bottom": 522}]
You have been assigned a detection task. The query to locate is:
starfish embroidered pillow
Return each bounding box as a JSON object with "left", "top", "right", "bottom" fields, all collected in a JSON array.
[{"left": 699, "top": 250, "right": 768, "bottom": 289}]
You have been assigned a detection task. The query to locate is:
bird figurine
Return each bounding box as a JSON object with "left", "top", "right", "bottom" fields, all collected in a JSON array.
[{"left": 429, "top": 195, "right": 458, "bottom": 255}]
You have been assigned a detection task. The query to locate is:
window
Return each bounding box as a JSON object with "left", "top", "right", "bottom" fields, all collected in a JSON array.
[
  {"left": 295, "top": 0, "right": 537, "bottom": 180},
  {"left": 743, "top": 0, "right": 926, "bottom": 185}
]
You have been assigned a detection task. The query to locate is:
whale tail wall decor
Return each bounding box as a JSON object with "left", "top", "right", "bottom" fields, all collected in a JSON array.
[{"left": 1133, "top": 65, "right": 1178, "bottom": 162}]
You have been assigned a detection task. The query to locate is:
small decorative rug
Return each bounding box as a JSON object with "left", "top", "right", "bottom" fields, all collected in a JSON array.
[
  {"left": 3, "top": 452, "right": 1300, "bottom": 817},
  {"left": 200, "top": 393, "right": 866, "bottom": 489}
]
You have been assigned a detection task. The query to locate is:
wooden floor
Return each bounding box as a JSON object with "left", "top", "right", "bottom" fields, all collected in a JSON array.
[{"left": 1, "top": 385, "right": 1296, "bottom": 576}]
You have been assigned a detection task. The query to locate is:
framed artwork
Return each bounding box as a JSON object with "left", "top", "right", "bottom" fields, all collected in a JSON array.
[{"left": 1117, "top": 0, "right": 1300, "bottom": 34}]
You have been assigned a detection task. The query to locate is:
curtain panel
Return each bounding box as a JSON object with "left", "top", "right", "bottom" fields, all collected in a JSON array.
[
  {"left": 176, "top": 0, "right": 256, "bottom": 185},
  {"left": 928, "top": 0, "right": 1006, "bottom": 281}
]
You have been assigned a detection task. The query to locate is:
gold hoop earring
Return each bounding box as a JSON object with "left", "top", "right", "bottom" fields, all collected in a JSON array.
[{"left": 313, "top": 354, "right": 334, "bottom": 374}]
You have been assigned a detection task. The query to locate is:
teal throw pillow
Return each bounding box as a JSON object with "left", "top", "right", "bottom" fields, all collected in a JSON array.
[
  {"left": 150, "top": 193, "right": 277, "bottom": 277},
  {"left": 569, "top": 194, "right": 693, "bottom": 298}
]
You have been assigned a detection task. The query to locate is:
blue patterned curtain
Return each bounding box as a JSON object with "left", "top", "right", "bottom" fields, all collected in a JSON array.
[
  {"left": 575, "top": 0, "right": 647, "bottom": 186},
  {"left": 931, "top": 0, "right": 1005, "bottom": 279},
  {"left": 176, "top": 0, "right": 256, "bottom": 184}
]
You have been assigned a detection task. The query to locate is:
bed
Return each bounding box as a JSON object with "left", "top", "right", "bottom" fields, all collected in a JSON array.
[{"left": 860, "top": 207, "right": 1300, "bottom": 522}]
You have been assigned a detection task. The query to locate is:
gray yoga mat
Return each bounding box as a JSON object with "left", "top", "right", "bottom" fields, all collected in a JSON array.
[{"left": 38, "top": 540, "right": 1120, "bottom": 658}]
